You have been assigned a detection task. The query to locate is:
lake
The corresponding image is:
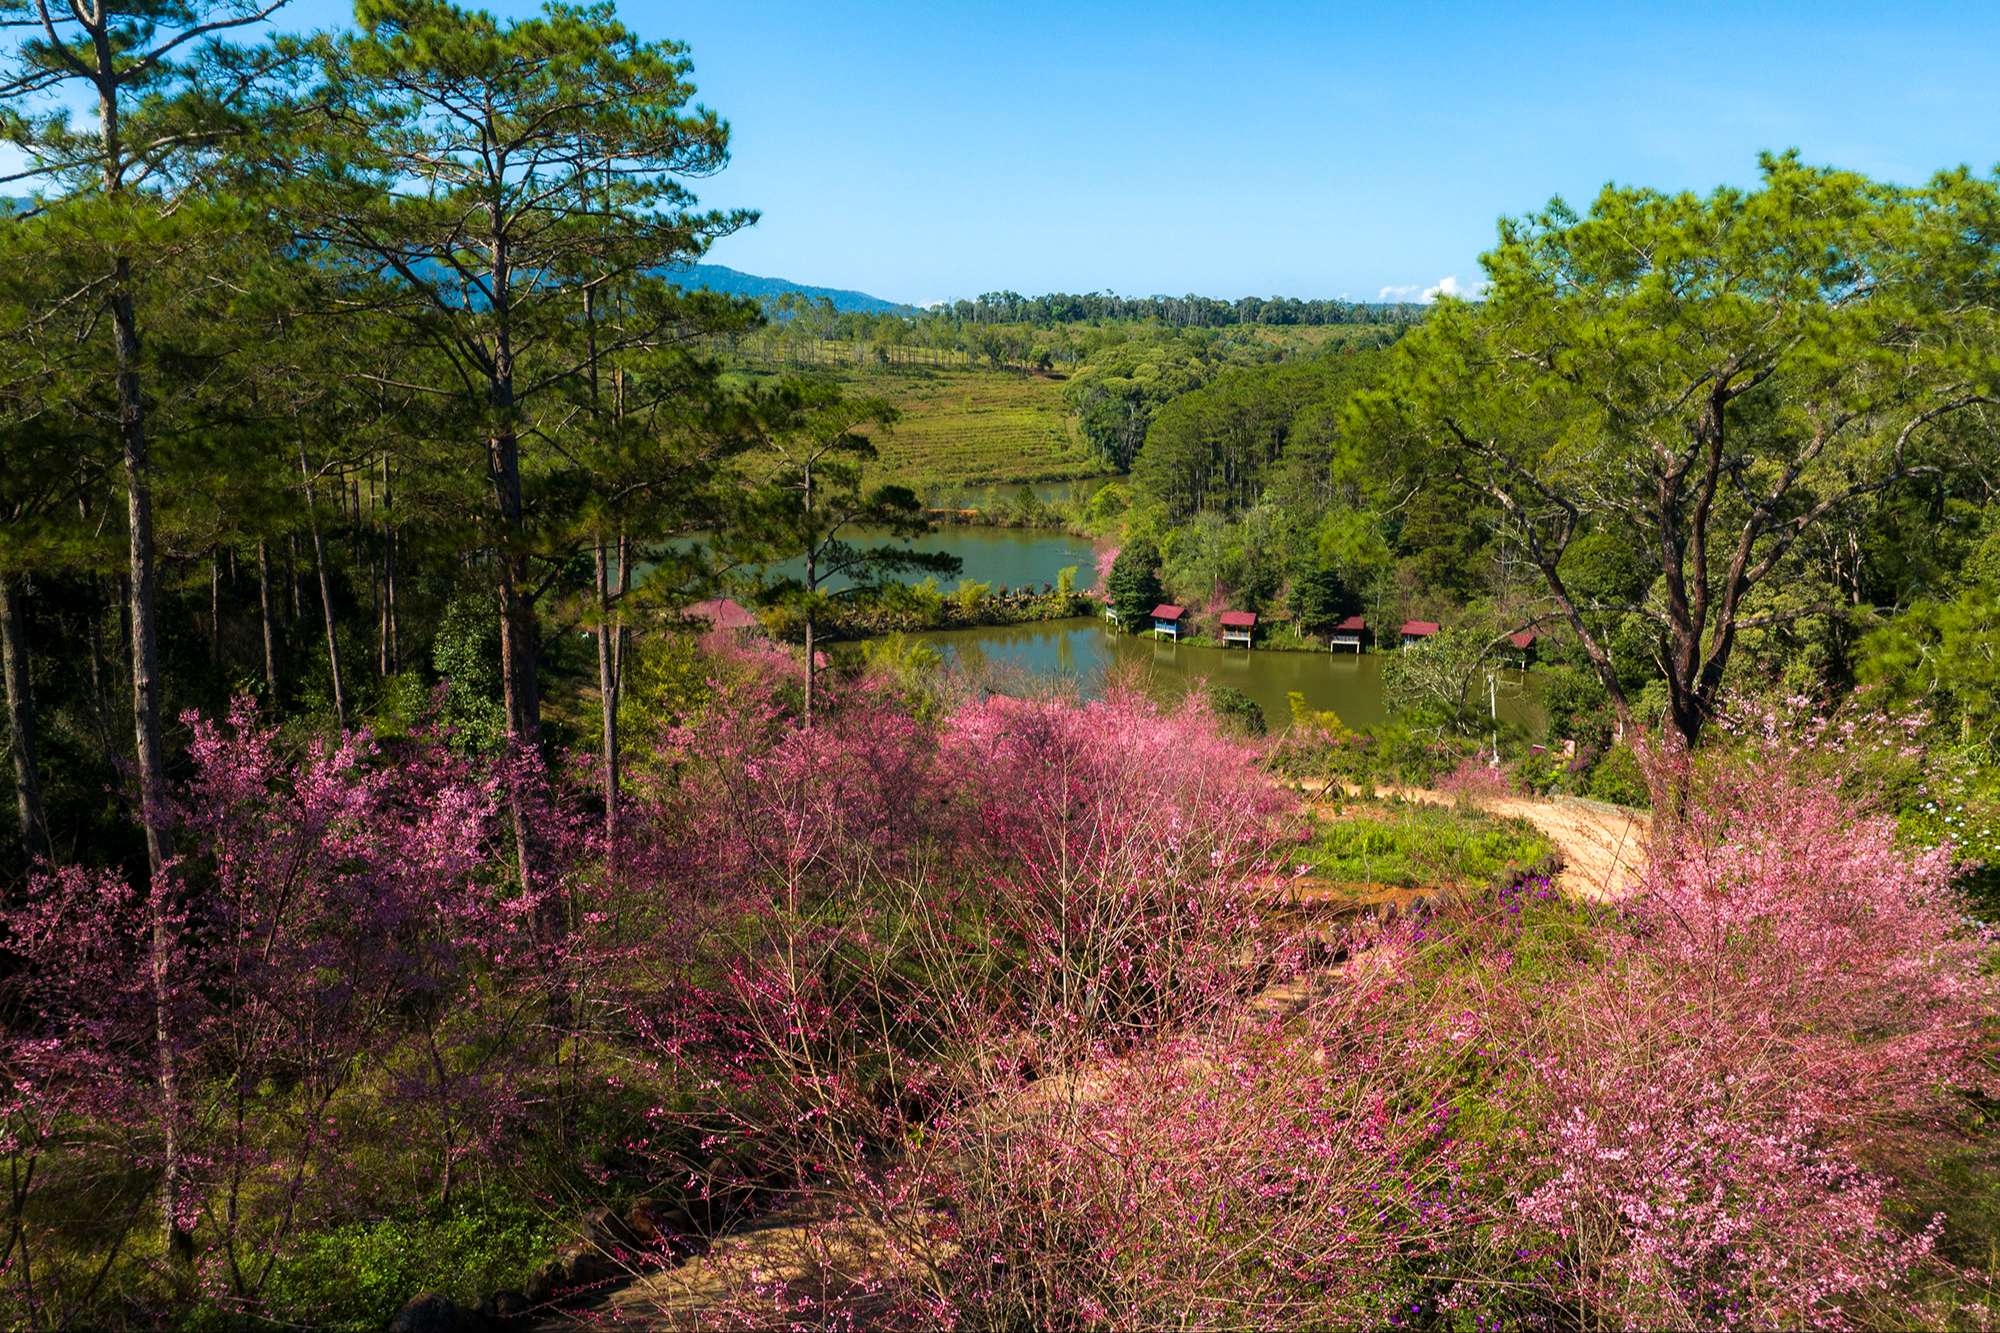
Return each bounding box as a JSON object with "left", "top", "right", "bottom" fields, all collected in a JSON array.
[
  {"left": 727, "top": 520, "right": 1538, "bottom": 732},
  {"left": 912, "top": 617, "right": 1539, "bottom": 733}
]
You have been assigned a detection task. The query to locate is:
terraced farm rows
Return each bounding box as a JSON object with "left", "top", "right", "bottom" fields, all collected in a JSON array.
[
  {"left": 727, "top": 361, "right": 1102, "bottom": 488},
  {"left": 857, "top": 366, "right": 1100, "bottom": 487}
]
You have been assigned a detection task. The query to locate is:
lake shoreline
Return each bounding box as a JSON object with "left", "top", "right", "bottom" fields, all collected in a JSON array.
[{"left": 899, "top": 617, "right": 1542, "bottom": 733}]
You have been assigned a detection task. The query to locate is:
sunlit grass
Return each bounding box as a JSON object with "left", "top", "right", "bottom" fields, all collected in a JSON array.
[{"left": 1298, "top": 799, "right": 1554, "bottom": 889}]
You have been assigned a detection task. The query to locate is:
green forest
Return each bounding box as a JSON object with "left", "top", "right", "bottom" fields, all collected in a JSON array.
[{"left": 1, "top": 0, "right": 1999, "bottom": 1329}]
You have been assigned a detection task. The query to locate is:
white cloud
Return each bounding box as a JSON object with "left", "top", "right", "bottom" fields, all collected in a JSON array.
[{"left": 1377, "top": 275, "right": 1484, "bottom": 303}]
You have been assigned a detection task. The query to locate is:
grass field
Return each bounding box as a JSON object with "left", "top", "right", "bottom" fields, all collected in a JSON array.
[
  {"left": 728, "top": 362, "right": 1101, "bottom": 488},
  {"left": 720, "top": 322, "right": 1403, "bottom": 490},
  {"left": 858, "top": 366, "right": 1100, "bottom": 487},
  {"left": 1297, "top": 799, "right": 1555, "bottom": 889}
]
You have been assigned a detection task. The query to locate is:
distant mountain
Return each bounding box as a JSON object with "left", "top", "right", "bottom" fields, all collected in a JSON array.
[{"left": 662, "top": 262, "right": 914, "bottom": 315}]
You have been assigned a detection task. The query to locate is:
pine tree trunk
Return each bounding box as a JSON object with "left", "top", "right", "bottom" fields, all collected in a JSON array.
[
  {"left": 0, "top": 575, "right": 50, "bottom": 865},
  {"left": 489, "top": 416, "right": 537, "bottom": 895},
  {"left": 496, "top": 516, "right": 536, "bottom": 894},
  {"left": 615, "top": 529, "right": 630, "bottom": 693},
  {"left": 803, "top": 612, "right": 816, "bottom": 725},
  {"left": 256, "top": 540, "right": 280, "bottom": 707},
  {"left": 492, "top": 457, "right": 539, "bottom": 746},
  {"left": 110, "top": 256, "right": 192, "bottom": 1269},
  {"left": 349, "top": 475, "right": 363, "bottom": 573},
  {"left": 382, "top": 456, "right": 399, "bottom": 674},
  {"left": 802, "top": 462, "right": 817, "bottom": 727},
  {"left": 298, "top": 446, "right": 346, "bottom": 730},
  {"left": 208, "top": 550, "right": 221, "bottom": 672},
  {"left": 111, "top": 277, "right": 173, "bottom": 876},
  {"left": 594, "top": 538, "right": 618, "bottom": 864},
  {"left": 85, "top": 576, "right": 115, "bottom": 764}
]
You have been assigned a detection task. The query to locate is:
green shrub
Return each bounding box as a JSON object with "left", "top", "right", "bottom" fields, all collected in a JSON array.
[
  {"left": 1895, "top": 742, "right": 2000, "bottom": 917},
  {"left": 1510, "top": 749, "right": 1563, "bottom": 796},
  {"left": 1538, "top": 664, "right": 1610, "bottom": 745},
  {"left": 1258, "top": 621, "right": 1317, "bottom": 651},
  {"left": 863, "top": 633, "right": 951, "bottom": 722},
  {"left": 950, "top": 578, "right": 994, "bottom": 615},
  {"left": 1269, "top": 696, "right": 1373, "bottom": 784},
  {"left": 1586, "top": 743, "right": 1651, "bottom": 808},
  {"left": 431, "top": 595, "right": 506, "bottom": 752},
  {"left": 1084, "top": 482, "right": 1131, "bottom": 529},
  {"left": 1206, "top": 685, "right": 1266, "bottom": 736},
  {"left": 246, "top": 1197, "right": 556, "bottom": 1333},
  {"left": 365, "top": 670, "right": 437, "bottom": 739},
  {"left": 1372, "top": 720, "right": 1475, "bottom": 787},
  {"left": 877, "top": 576, "right": 947, "bottom": 624},
  {"left": 1105, "top": 538, "right": 1164, "bottom": 631},
  {"left": 1286, "top": 562, "right": 1355, "bottom": 634},
  {"left": 1298, "top": 800, "right": 1553, "bottom": 888}
]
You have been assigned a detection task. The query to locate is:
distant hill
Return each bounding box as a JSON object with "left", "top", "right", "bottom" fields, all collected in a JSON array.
[
  {"left": 662, "top": 262, "right": 914, "bottom": 315},
  {"left": 0, "top": 194, "right": 905, "bottom": 313}
]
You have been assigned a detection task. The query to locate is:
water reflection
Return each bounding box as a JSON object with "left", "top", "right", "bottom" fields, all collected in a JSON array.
[
  {"left": 914, "top": 618, "right": 1540, "bottom": 733},
  {"left": 670, "top": 517, "right": 1536, "bottom": 731},
  {"left": 758, "top": 524, "right": 1103, "bottom": 595}
]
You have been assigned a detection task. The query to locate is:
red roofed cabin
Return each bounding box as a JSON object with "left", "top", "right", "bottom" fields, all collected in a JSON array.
[
  {"left": 1151, "top": 604, "right": 1185, "bottom": 640},
  {"left": 1400, "top": 619, "right": 1441, "bottom": 647},
  {"left": 1506, "top": 628, "right": 1540, "bottom": 665},
  {"left": 1329, "top": 614, "right": 1367, "bottom": 652},
  {"left": 1219, "top": 610, "right": 1257, "bottom": 648}
]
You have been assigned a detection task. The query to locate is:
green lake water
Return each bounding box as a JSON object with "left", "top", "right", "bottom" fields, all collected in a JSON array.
[
  {"left": 706, "top": 521, "right": 1538, "bottom": 732},
  {"left": 762, "top": 523, "right": 1105, "bottom": 594},
  {"left": 912, "top": 617, "right": 1539, "bottom": 733}
]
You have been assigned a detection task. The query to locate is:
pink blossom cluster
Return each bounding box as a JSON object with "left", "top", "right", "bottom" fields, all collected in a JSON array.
[
  {"left": 1506, "top": 750, "right": 1995, "bottom": 1328},
  {"left": 1435, "top": 754, "right": 1514, "bottom": 803},
  {"left": 1, "top": 700, "right": 595, "bottom": 1312},
  {"left": 5, "top": 651, "right": 1994, "bottom": 1330},
  {"left": 625, "top": 667, "right": 1994, "bottom": 1330}
]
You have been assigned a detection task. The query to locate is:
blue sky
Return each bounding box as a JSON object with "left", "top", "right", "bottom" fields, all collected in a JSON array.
[
  {"left": 204, "top": 1, "right": 2000, "bottom": 303},
  {"left": 628, "top": 0, "right": 2000, "bottom": 304}
]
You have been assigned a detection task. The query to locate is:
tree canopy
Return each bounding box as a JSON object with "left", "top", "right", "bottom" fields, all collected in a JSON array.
[{"left": 1362, "top": 152, "right": 2000, "bottom": 747}]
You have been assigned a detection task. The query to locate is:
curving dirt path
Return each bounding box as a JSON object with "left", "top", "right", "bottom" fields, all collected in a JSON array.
[{"left": 1477, "top": 790, "right": 1649, "bottom": 901}]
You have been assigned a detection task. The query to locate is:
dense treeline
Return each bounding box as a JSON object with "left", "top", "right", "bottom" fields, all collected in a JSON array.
[
  {"left": 929, "top": 288, "right": 1425, "bottom": 327},
  {"left": 730, "top": 291, "right": 1408, "bottom": 371},
  {"left": 735, "top": 285, "right": 1422, "bottom": 334}
]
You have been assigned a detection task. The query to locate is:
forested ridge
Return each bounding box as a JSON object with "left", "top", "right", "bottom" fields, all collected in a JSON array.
[{"left": 0, "top": 1, "right": 1997, "bottom": 1329}]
